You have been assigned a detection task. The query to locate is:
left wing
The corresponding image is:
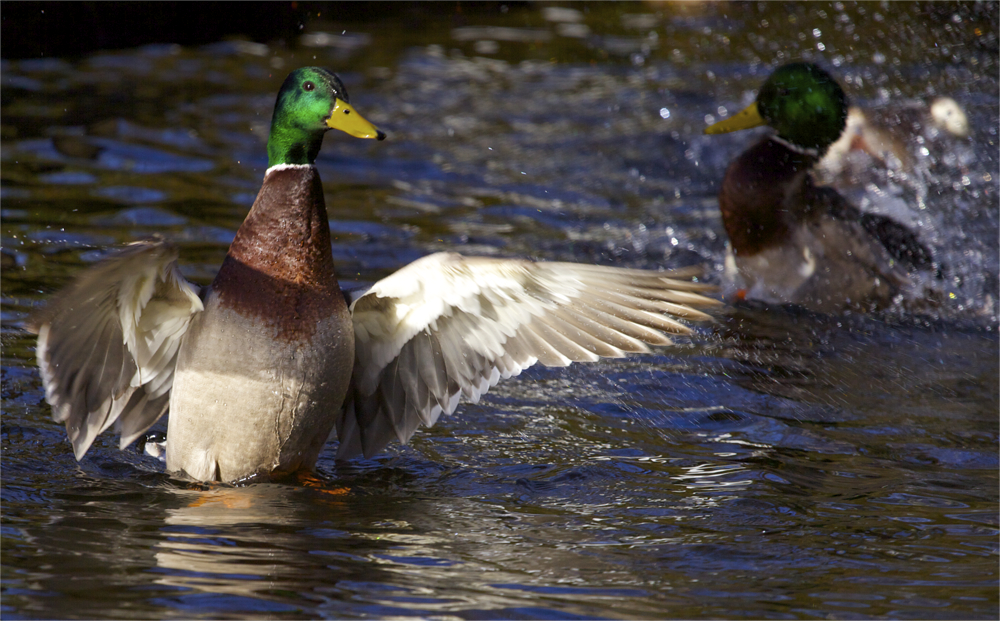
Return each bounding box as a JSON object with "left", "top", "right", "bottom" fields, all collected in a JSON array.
[
  {"left": 810, "top": 183, "right": 935, "bottom": 271},
  {"left": 337, "top": 252, "right": 719, "bottom": 459}
]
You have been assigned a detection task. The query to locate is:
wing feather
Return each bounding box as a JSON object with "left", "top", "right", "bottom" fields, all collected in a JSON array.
[
  {"left": 571, "top": 302, "right": 670, "bottom": 348},
  {"left": 527, "top": 315, "right": 602, "bottom": 363},
  {"left": 537, "top": 308, "right": 627, "bottom": 358}
]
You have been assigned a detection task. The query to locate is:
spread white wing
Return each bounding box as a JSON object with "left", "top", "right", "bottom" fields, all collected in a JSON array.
[
  {"left": 338, "top": 252, "right": 719, "bottom": 459},
  {"left": 27, "top": 240, "right": 204, "bottom": 459}
]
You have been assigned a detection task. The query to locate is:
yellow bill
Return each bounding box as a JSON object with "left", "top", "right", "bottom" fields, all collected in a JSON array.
[
  {"left": 327, "top": 99, "right": 386, "bottom": 140},
  {"left": 704, "top": 102, "right": 767, "bottom": 135}
]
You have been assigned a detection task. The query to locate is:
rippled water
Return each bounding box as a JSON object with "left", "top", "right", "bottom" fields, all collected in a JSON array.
[{"left": 3, "top": 3, "right": 998, "bottom": 619}]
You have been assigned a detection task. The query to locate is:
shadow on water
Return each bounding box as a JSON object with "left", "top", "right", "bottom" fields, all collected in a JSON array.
[{"left": 2, "top": 2, "right": 998, "bottom": 619}]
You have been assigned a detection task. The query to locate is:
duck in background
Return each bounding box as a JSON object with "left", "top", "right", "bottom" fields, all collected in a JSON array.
[
  {"left": 28, "top": 67, "right": 719, "bottom": 484},
  {"left": 704, "top": 62, "right": 938, "bottom": 313}
]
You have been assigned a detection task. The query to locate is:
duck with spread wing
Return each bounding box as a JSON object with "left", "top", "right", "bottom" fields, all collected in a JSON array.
[{"left": 29, "top": 67, "right": 719, "bottom": 483}]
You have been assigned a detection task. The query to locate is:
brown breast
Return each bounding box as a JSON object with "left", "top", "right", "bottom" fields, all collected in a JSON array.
[
  {"left": 213, "top": 165, "right": 346, "bottom": 341},
  {"left": 719, "top": 137, "right": 817, "bottom": 257}
]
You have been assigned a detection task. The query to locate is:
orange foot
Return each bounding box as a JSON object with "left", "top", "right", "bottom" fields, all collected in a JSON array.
[{"left": 296, "top": 470, "right": 350, "bottom": 496}]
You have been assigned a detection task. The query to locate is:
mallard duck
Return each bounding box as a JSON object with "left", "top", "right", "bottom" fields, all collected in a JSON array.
[
  {"left": 28, "top": 67, "right": 719, "bottom": 483},
  {"left": 704, "top": 62, "right": 935, "bottom": 313}
]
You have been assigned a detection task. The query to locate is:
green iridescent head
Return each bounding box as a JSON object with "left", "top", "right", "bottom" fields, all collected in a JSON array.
[
  {"left": 266, "top": 67, "right": 385, "bottom": 168},
  {"left": 705, "top": 62, "right": 848, "bottom": 154}
]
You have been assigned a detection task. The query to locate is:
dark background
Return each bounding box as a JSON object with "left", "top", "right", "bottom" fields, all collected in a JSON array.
[
  {"left": 5, "top": 2, "right": 995, "bottom": 61},
  {"left": 1, "top": 1, "right": 530, "bottom": 59}
]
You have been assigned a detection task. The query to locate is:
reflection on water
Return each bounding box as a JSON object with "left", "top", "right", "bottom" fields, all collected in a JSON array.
[
  {"left": 2, "top": 2, "right": 998, "bottom": 619},
  {"left": 151, "top": 484, "right": 407, "bottom": 617}
]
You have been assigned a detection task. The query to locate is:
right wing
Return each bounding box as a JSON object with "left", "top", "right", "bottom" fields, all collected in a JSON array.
[{"left": 26, "top": 240, "right": 204, "bottom": 460}]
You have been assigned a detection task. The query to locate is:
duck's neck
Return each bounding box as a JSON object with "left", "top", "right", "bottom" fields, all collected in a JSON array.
[
  {"left": 213, "top": 165, "right": 343, "bottom": 335},
  {"left": 719, "top": 136, "right": 819, "bottom": 256}
]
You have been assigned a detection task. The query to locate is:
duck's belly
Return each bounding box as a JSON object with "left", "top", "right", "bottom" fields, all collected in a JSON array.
[
  {"left": 166, "top": 292, "right": 353, "bottom": 482},
  {"left": 727, "top": 241, "right": 817, "bottom": 306}
]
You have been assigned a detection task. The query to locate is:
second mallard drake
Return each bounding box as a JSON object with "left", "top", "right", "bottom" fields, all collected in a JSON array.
[
  {"left": 705, "top": 62, "right": 936, "bottom": 313},
  {"left": 28, "top": 67, "right": 719, "bottom": 484}
]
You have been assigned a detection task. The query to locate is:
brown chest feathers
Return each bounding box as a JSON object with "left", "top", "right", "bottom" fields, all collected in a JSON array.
[
  {"left": 718, "top": 137, "right": 819, "bottom": 257},
  {"left": 213, "top": 166, "right": 346, "bottom": 340}
]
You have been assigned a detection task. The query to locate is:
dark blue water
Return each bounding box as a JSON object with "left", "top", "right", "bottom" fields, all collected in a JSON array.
[{"left": 3, "top": 3, "right": 997, "bottom": 619}]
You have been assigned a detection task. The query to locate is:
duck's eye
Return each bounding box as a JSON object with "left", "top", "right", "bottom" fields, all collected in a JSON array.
[
  {"left": 303, "top": 81, "right": 315, "bottom": 92},
  {"left": 344, "top": 109, "right": 351, "bottom": 115}
]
